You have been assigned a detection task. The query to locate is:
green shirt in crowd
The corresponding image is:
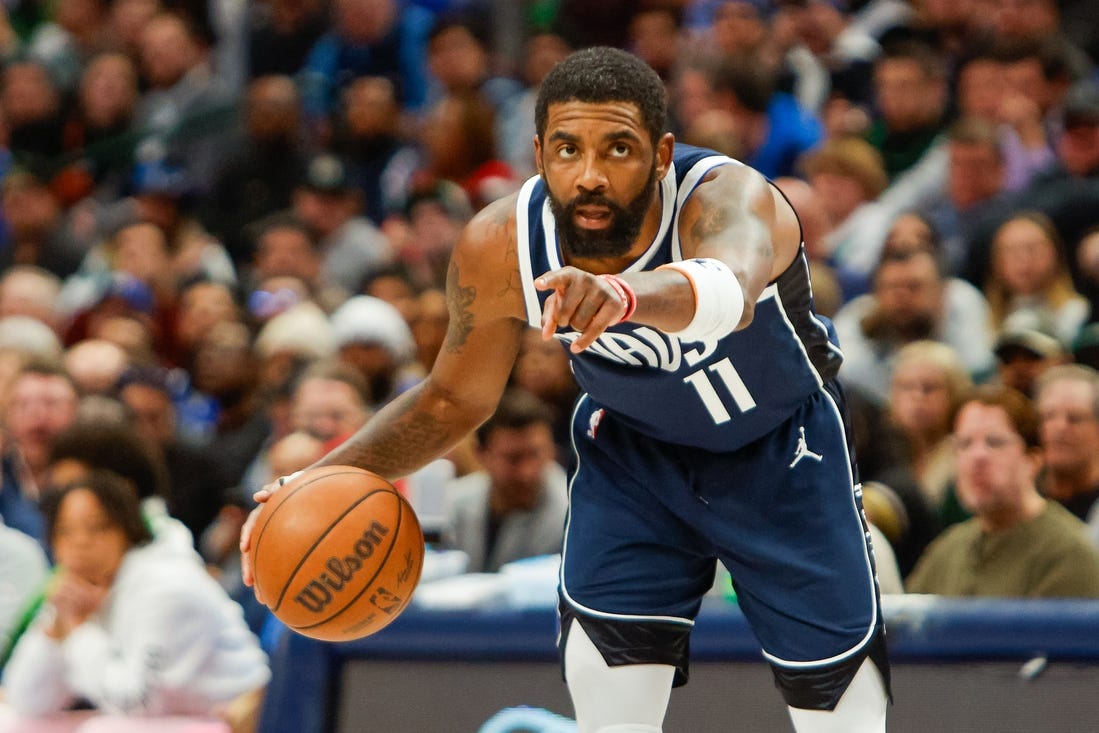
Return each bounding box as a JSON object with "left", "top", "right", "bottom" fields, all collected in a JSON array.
[{"left": 906, "top": 501, "right": 1099, "bottom": 598}]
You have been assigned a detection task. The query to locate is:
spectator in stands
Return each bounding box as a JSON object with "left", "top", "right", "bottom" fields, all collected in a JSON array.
[
  {"left": 0, "top": 362, "right": 79, "bottom": 543},
  {"left": 1034, "top": 365, "right": 1099, "bottom": 524},
  {"left": 800, "top": 135, "right": 890, "bottom": 295},
  {"left": 922, "top": 118, "right": 1010, "bottom": 276},
  {"left": 424, "top": 10, "right": 523, "bottom": 124},
  {"left": 330, "top": 76, "right": 419, "bottom": 226},
  {"left": 955, "top": 46, "right": 1054, "bottom": 193},
  {"left": 833, "top": 213, "right": 995, "bottom": 405},
  {"left": 773, "top": 0, "right": 880, "bottom": 115},
  {"left": 328, "top": 295, "right": 418, "bottom": 408},
  {"left": 116, "top": 366, "right": 231, "bottom": 545},
  {"left": 246, "top": 0, "right": 328, "bottom": 79},
  {"left": 290, "top": 359, "right": 372, "bottom": 444},
  {"left": 511, "top": 329, "right": 580, "bottom": 465},
  {"left": 442, "top": 388, "right": 567, "bottom": 573},
  {"left": 291, "top": 153, "right": 396, "bottom": 300},
  {"left": 298, "top": 0, "right": 433, "bottom": 136},
  {"left": 983, "top": 211, "right": 1089, "bottom": 347},
  {"left": 126, "top": 162, "right": 237, "bottom": 288},
  {"left": 0, "top": 515, "right": 48, "bottom": 668},
  {"left": 961, "top": 78, "right": 1099, "bottom": 299},
  {"left": 499, "top": 30, "right": 572, "bottom": 178},
  {"left": 190, "top": 321, "right": 270, "bottom": 488},
  {"left": 46, "top": 417, "right": 194, "bottom": 554},
  {"left": 1, "top": 470, "right": 269, "bottom": 726},
  {"left": 133, "top": 11, "right": 238, "bottom": 191},
  {"left": 0, "top": 59, "right": 68, "bottom": 167},
  {"left": 64, "top": 51, "right": 142, "bottom": 200},
  {"left": 390, "top": 180, "right": 473, "bottom": 290},
  {"left": 205, "top": 75, "right": 309, "bottom": 266},
  {"left": 0, "top": 170, "right": 88, "bottom": 280},
  {"left": 417, "top": 90, "right": 521, "bottom": 211},
  {"left": 0, "top": 266, "right": 61, "bottom": 332},
  {"left": 63, "top": 339, "right": 129, "bottom": 395},
  {"left": 906, "top": 384, "right": 1099, "bottom": 598},
  {"left": 625, "top": 5, "right": 683, "bottom": 83},
  {"left": 246, "top": 214, "right": 323, "bottom": 300},
  {"left": 886, "top": 340, "right": 972, "bottom": 521},
  {"left": 992, "top": 326, "right": 1066, "bottom": 398},
  {"left": 866, "top": 40, "right": 948, "bottom": 181},
  {"left": 710, "top": 53, "right": 822, "bottom": 179}
]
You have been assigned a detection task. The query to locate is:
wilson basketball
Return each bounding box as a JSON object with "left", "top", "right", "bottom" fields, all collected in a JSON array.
[{"left": 250, "top": 465, "right": 424, "bottom": 642}]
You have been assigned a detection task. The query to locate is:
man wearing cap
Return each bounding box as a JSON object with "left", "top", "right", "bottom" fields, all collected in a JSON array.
[
  {"left": 292, "top": 154, "right": 396, "bottom": 299},
  {"left": 992, "top": 326, "right": 1066, "bottom": 398}
]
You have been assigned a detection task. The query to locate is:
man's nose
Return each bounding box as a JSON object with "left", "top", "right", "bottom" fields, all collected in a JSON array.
[{"left": 575, "top": 155, "right": 609, "bottom": 193}]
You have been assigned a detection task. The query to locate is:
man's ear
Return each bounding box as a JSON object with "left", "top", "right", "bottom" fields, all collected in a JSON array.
[
  {"left": 655, "top": 132, "right": 675, "bottom": 179},
  {"left": 533, "top": 135, "right": 544, "bottom": 177}
]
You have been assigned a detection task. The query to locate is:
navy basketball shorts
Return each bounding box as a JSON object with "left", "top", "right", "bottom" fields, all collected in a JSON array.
[{"left": 559, "top": 385, "right": 885, "bottom": 701}]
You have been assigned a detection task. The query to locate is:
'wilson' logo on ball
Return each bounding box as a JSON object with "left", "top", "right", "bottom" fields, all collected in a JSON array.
[{"left": 293, "top": 521, "right": 390, "bottom": 613}]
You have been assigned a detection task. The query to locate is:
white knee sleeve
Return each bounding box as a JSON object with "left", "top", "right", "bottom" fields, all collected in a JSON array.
[
  {"left": 787, "top": 658, "right": 888, "bottom": 733},
  {"left": 563, "top": 618, "right": 675, "bottom": 733}
]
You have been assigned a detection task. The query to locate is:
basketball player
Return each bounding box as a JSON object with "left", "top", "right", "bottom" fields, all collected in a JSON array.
[{"left": 242, "top": 47, "right": 890, "bottom": 732}]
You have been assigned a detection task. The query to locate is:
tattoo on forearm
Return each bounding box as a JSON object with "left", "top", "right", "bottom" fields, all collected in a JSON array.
[
  {"left": 335, "top": 409, "right": 451, "bottom": 476},
  {"left": 445, "top": 260, "right": 476, "bottom": 352}
]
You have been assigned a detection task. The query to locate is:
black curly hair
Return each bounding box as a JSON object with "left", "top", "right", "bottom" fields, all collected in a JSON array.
[{"left": 535, "top": 46, "right": 667, "bottom": 145}]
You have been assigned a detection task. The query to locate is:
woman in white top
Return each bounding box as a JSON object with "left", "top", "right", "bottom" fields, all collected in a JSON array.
[
  {"left": 984, "top": 211, "right": 1090, "bottom": 348},
  {"left": 1, "top": 471, "right": 269, "bottom": 728}
]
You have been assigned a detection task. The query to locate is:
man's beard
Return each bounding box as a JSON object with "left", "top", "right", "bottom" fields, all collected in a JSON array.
[{"left": 548, "top": 165, "right": 658, "bottom": 259}]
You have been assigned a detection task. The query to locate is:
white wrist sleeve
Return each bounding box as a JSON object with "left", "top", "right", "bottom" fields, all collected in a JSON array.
[{"left": 658, "top": 258, "right": 745, "bottom": 342}]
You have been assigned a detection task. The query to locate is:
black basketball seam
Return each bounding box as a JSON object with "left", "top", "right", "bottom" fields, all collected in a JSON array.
[
  {"left": 291, "top": 491, "right": 411, "bottom": 631},
  {"left": 271, "top": 486, "right": 394, "bottom": 612},
  {"left": 257, "top": 469, "right": 389, "bottom": 611},
  {"left": 253, "top": 468, "right": 368, "bottom": 581}
]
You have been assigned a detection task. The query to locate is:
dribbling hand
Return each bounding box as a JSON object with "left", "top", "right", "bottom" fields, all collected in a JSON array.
[{"left": 239, "top": 470, "right": 303, "bottom": 592}]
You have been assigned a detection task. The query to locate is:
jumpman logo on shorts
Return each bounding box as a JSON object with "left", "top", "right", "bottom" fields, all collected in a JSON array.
[{"left": 789, "top": 426, "right": 823, "bottom": 468}]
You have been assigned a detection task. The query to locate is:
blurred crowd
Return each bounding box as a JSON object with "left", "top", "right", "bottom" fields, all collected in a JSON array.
[{"left": 2, "top": 0, "right": 1099, "bottom": 726}]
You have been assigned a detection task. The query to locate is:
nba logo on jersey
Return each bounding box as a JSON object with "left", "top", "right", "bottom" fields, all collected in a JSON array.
[{"left": 587, "top": 408, "right": 606, "bottom": 440}]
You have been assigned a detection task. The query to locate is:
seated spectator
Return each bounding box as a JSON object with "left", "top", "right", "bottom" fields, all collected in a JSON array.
[
  {"left": 204, "top": 75, "right": 309, "bottom": 266},
  {"left": 886, "top": 340, "right": 972, "bottom": 519},
  {"left": 983, "top": 211, "right": 1089, "bottom": 347},
  {"left": 329, "top": 76, "right": 419, "bottom": 226},
  {"left": 441, "top": 389, "right": 568, "bottom": 573},
  {"left": 906, "top": 385, "right": 1099, "bottom": 598},
  {"left": 920, "top": 117, "right": 1012, "bottom": 276},
  {"left": 329, "top": 295, "right": 419, "bottom": 408},
  {"left": 0, "top": 265, "right": 62, "bottom": 333},
  {"left": 992, "top": 326, "right": 1067, "bottom": 398},
  {"left": 1, "top": 471, "right": 269, "bottom": 726},
  {"left": 511, "top": 329, "right": 579, "bottom": 465},
  {"left": 711, "top": 54, "right": 823, "bottom": 179},
  {"left": 866, "top": 40, "right": 948, "bottom": 182},
  {"left": 833, "top": 214, "right": 995, "bottom": 405},
  {"left": 1, "top": 362, "right": 80, "bottom": 544},
  {"left": 0, "top": 516, "right": 49, "bottom": 668},
  {"left": 64, "top": 339, "right": 130, "bottom": 395},
  {"left": 1034, "top": 365, "right": 1099, "bottom": 526},
  {"left": 292, "top": 153, "right": 396, "bottom": 300},
  {"left": 116, "top": 367, "right": 232, "bottom": 546},
  {"left": 417, "top": 90, "right": 521, "bottom": 211},
  {"left": 47, "top": 418, "right": 194, "bottom": 556}
]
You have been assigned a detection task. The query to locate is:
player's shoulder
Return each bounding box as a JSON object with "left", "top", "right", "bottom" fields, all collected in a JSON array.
[{"left": 457, "top": 192, "right": 520, "bottom": 259}]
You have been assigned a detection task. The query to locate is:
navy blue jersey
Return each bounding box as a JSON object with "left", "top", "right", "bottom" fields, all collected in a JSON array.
[{"left": 516, "top": 144, "right": 843, "bottom": 452}]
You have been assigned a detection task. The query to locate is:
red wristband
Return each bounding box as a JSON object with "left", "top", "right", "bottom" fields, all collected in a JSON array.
[{"left": 598, "top": 274, "right": 638, "bottom": 324}]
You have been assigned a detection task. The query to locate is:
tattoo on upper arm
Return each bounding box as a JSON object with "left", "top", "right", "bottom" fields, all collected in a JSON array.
[
  {"left": 445, "top": 260, "right": 476, "bottom": 353},
  {"left": 690, "top": 206, "right": 733, "bottom": 243}
]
